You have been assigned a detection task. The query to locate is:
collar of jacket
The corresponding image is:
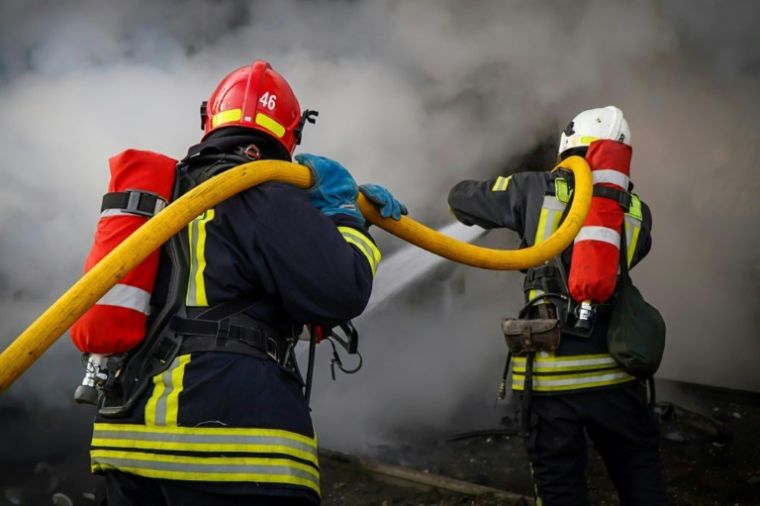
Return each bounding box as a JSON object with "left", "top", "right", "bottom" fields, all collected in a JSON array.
[{"left": 185, "top": 127, "right": 292, "bottom": 162}]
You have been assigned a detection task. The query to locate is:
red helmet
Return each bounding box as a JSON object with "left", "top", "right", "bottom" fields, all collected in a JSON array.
[{"left": 200, "top": 60, "right": 316, "bottom": 154}]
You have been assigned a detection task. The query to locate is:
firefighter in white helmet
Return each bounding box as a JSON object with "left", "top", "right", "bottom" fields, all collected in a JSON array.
[{"left": 448, "top": 106, "right": 667, "bottom": 505}]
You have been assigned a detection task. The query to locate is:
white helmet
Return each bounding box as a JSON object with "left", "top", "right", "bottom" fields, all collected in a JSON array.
[{"left": 558, "top": 106, "right": 631, "bottom": 159}]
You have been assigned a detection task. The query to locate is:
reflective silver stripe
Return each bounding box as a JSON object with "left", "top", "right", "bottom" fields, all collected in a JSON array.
[
  {"left": 145, "top": 356, "right": 190, "bottom": 427},
  {"left": 90, "top": 451, "right": 320, "bottom": 491},
  {"left": 541, "top": 195, "right": 566, "bottom": 213},
  {"left": 512, "top": 370, "right": 634, "bottom": 390},
  {"left": 623, "top": 215, "right": 642, "bottom": 267},
  {"left": 592, "top": 170, "right": 629, "bottom": 189},
  {"left": 491, "top": 176, "right": 511, "bottom": 192},
  {"left": 186, "top": 215, "right": 202, "bottom": 307},
  {"left": 100, "top": 209, "right": 147, "bottom": 219},
  {"left": 574, "top": 226, "right": 620, "bottom": 247},
  {"left": 530, "top": 196, "right": 566, "bottom": 305},
  {"left": 92, "top": 429, "right": 318, "bottom": 464},
  {"left": 153, "top": 361, "right": 175, "bottom": 427},
  {"left": 338, "top": 227, "right": 381, "bottom": 276},
  {"left": 537, "top": 197, "right": 564, "bottom": 244},
  {"left": 96, "top": 284, "right": 151, "bottom": 314}
]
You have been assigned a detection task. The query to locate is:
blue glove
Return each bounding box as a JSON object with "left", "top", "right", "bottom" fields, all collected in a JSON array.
[
  {"left": 295, "top": 153, "right": 363, "bottom": 223},
  {"left": 359, "top": 184, "right": 408, "bottom": 221}
]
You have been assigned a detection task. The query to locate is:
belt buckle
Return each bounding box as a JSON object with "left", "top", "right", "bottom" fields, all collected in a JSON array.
[{"left": 266, "top": 337, "right": 279, "bottom": 362}]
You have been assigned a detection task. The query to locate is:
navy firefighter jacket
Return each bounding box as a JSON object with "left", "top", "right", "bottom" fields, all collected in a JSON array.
[
  {"left": 448, "top": 169, "right": 653, "bottom": 395},
  {"left": 90, "top": 135, "right": 379, "bottom": 504}
]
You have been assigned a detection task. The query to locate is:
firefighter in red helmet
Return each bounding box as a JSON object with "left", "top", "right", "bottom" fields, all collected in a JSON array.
[
  {"left": 447, "top": 107, "right": 667, "bottom": 505},
  {"left": 78, "top": 60, "right": 405, "bottom": 505}
]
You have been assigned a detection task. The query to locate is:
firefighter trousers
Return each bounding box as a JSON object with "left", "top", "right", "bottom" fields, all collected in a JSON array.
[
  {"left": 522, "top": 380, "right": 667, "bottom": 506},
  {"left": 103, "top": 471, "right": 316, "bottom": 506}
]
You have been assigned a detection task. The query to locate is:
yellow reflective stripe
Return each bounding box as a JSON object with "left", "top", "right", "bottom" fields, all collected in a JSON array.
[
  {"left": 255, "top": 113, "right": 285, "bottom": 138},
  {"left": 534, "top": 208, "right": 549, "bottom": 246},
  {"left": 91, "top": 450, "right": 320, "bottom": 494},
  {"left": 145, "top": 355, "right": 190, "bottom": 427},
  {"left": 624, "top": 214, "right": 642, "bottom": 268},
  {"left": 187, "top": 209, "right": 215, "bottom": 307},
  {"left": 580, "top": 136, "right": 599, "bottom": 145},
  {"left": 512, "top": 353, "right": 619, "bottom": 373},
  {"left": 491, "top": 176, "right": 511, "bottom": 192},
  {"left": 512, "top": 368, "right": 635, "bottom": 392},
  {"left": 343, "top": 236, "right": 378, "bottom": 276},
  {"left": 165, "top": 355, "right": 191, "bottom": 426},
  {"left": 339, "top": 228, "right": 381, "bottom": 265},
  {"left": 551, "top": 211, "right": 562, "bottom": 236},
  {"left": 144, "top": 371, "right": 166, "bottom": 427},
  {"left": 628, "top": 224, "right": 641, "bottom": 267},
  {"left": 92, "top": 439, "right": 318, "bottom": 468},
  {"left": 530, "top": 463, "right": 543, "bottom": 506},
  {"left": 528, "top": 289, "right": 543, "bottom": 301},
  {"left": 626, "top": 194, "right": 643, "bottom": 221},
  {"left": 93, "top": 424, "right": 317, "bottom": 448},
  {"left": 535, "top": 197, "right": 564, "bottom": 244},
  {"left": 212, "top": 108, "right": 242, "bottom": 128},
  {"left": 529, "top": 196, "right": 565, "bottom": 305},
  {"left": 92, "top": 425, "right": 318, "bottom": 467},
  {"left": 338, "top": 226, "right": 381, "bottom": 276}
]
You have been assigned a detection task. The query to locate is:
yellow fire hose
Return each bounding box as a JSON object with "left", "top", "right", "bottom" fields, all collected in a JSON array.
[{"left": 0, "top": 156, "right": 591, "bottom": 395}]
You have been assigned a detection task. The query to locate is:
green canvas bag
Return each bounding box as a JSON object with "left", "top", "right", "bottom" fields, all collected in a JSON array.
[{"left": 607, "top": 221, "right": 666, "bottom": 377}]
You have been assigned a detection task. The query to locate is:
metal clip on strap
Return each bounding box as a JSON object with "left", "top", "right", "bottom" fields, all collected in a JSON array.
[{"left": 101, "top": 189, "right": 167, "bottom": 218}]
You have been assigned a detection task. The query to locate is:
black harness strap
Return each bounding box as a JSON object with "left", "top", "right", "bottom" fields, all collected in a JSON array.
[
  {"left": 101, "top": 190, "right": 167, "bottom": 218},
  {"left": 593, "top": 185, "right": 631, "bottom": 210}
]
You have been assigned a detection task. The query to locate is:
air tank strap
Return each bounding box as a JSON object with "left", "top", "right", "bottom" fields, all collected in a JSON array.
[
  {"left": 592, "top": 185, "right": 632, "bottom": 210},
  {"left": 101, "top": 190, "right": 167, "bottom": 218}
]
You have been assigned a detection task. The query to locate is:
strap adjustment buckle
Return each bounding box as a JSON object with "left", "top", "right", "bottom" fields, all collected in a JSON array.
[
  {"left": 125, "top": 189, "right": 167, "bottom": 218},
  {"left": 526, "top": 264, "right": 555, "bottom": 283},
  {"left": 266, "top": 337, "right": 280, "bottom": 362},
  {"left": 216, "top": 319, "right": 231, "bottom": 340},
  {"left": 102, "top": 189, "right": 167, "bottom": 218}
]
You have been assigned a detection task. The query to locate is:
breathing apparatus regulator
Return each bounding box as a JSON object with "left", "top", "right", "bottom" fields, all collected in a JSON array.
[{"left": 74, "top": 353, "right": 127, "bottom": 405}]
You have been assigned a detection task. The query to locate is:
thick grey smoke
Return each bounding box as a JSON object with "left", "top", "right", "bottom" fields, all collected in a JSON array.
[{"left": 1, "top": 0, "right": 759, "bottom": 450}]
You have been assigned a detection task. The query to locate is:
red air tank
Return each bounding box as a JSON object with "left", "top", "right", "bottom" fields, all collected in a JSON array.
[
  {"left": 70, "top": 150, "right": 176, "bottom": 354},
  {"left": 568, "top": 140, "right": 632, "bottom": 306}
]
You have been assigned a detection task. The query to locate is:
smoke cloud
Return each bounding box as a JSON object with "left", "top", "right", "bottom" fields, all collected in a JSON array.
[{"left": 1, "top": 0, "right": 759, "bottom": 451}]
